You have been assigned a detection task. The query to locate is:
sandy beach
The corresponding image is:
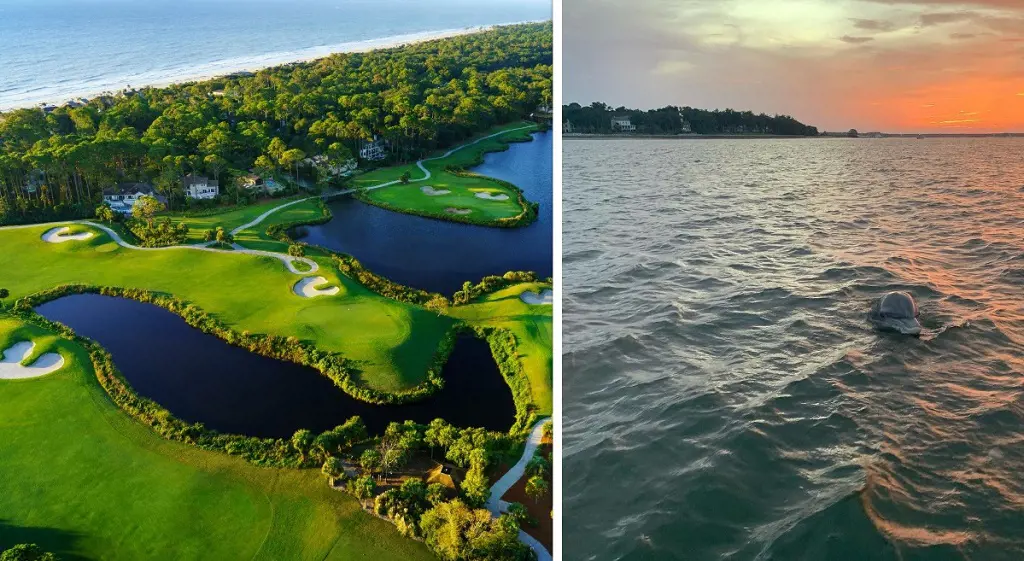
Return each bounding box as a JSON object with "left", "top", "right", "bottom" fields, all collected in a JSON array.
[{"left": 1, "top": 22, "right": 541, "bottom": 112}]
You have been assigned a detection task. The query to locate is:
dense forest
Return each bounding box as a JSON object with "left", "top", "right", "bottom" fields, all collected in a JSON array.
[
  {"left": 0, "top": 22, "right": 552, "bottom": 225},
  {"left": 563, "top": 102, "right": 819, "bottom": 136}
]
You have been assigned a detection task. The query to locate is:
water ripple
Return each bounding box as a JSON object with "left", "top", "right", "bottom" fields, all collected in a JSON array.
[{"left": 564, "top": 138, "right": 1024, "bottom": 560}]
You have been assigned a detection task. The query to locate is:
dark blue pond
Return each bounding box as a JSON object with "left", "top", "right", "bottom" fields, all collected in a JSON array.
[
  {"left": 301, "top": 131, "right": 553, "bottom": 295},
  {"left": 36, "top": 294, "right": 516, "bottom": 439}
]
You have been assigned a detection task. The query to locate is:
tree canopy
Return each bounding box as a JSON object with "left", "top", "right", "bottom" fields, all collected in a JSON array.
[
  {"left": 0, "top": 22, "right": 552, "bottom": 225},
  {"left": 563, "top": 101, "right": 818, "bottom": 136}
]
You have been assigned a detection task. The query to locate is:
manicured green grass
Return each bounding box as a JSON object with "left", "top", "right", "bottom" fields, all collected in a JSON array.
[
  {"left": 160, "top": 196, "right": 305, "bottom": 244},
  {"left": 0, "top": 317, "right": 435, "bottom": 561},
  {"left": 232, "top": 197, "right": 324, "bottom": 253},
  {"left": 356, "top": 122, "right": 539, "bottom": 223},
  {"left": 0, "top": 225, "right": 454, "bottom": 394},
  {"left": 447, "top": 282, "right": 553, "bottom": 415}
]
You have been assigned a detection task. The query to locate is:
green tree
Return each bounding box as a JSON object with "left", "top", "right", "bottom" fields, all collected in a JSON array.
[
  {"left": 524, "top": 475, "right": 548, "bottom": 504},
  {"left": 426, "top": 482, "right": 449, "bottom": 506},
  {"left": 400, "top": 170, "right": 411, "bottom": 184},
  {"left": 420, "top": 499, "right": 534, "bottom": 561},
  {"left": 95, "top": 203, "right": 116, "bottom": 223},
  {"left": 322, "top": 456, "right": 345, "bottom": 486},
  {"left": 288, "top": 244, "right": 305, "bottom": 257},
  {"left": 291, "top": 429, "right": 314, "bottom": 462},
  {"left": 506, "top": 502, "right": 531, "bottom": 527},
  {"left": 460, "top": 448, "right": 490, "bottom": 507},
  {"left": 203, "top": 228, "right": 217, "bottom": 242},
  {"left": 214, "top": 227, "right": 234, "bottom": 246},
  {"left": 0, "top": 543, "right": 58, "bottom": 561},
  {"left": 131, "top": 194, "right": 164, "bottom": 227},
  {"left": 0, "top": 288, "right": 8, "bottom": 300},
  {"left": 360, "top": 448, "right": 382, "bottom": 477},
  {"left": 347, "top": 474, "right": 376, "bottom": 506}
]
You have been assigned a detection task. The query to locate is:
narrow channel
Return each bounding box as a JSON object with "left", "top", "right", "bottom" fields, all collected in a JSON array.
[{"left": 36, "top": 294, "right": 517, "bottom": 439}]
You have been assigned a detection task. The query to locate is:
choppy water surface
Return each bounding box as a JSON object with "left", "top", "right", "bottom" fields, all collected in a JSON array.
[{"left": 563, "top": 138, "right": 1024, "bottom": 560}]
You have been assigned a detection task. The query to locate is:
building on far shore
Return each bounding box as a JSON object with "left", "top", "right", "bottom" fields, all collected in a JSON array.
[
  {"left": 611, "top": 115, "right": 636, "bottom": 132},
  {"left": 303, "top": 154, "right": 358, "bottom": 178},
  {"left": 680, "top": 120, "right": 692, "bottom": 133},
  {"left": 183, "top": 174, "right": 219, "bottom": 199},
  {"left": 563, "top": 120, "right": 574, "bottom": 134},
  {"left": 359, "top": 136, "right": 387, "bottom": 161},
  {"left": 102, "top": 182, "right": 164, "bottom": 214}
]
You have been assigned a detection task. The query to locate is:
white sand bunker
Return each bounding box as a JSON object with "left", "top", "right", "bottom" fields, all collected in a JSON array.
[
  {"left": 445, "top": 207, "right": 473, "bottom": 215},
  {"left": 0, "top": 341, "right": 65, "bottom": 379},
  {"left": 293, "top": 276, "right": 340, "bottom": 298},
  {"left": 421, "top": 185, "right": 451, "bottom": 196},
  {"left": 42, "top": 226, "right": 94, "bottom": 243},
  {"left": 475, "top": 192, "right": 510, "bottom": 201},
  {"left": 520, "top": 289, "right": 553, "bottom": 305}
]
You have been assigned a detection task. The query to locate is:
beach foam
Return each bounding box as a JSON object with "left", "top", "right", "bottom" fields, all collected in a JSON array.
[{"left": 0, "top": 341, "right": 65, "bottom": 379}]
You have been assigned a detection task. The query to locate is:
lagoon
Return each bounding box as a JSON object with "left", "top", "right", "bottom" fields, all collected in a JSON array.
[
  {"left": 302, "top": 131, "right": 553, "bottom": 295},
  {"left": 36, "top": 293, "right": 516, "bottom": 439}
]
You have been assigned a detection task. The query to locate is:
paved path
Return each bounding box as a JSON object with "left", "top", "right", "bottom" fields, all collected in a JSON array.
[
  {"left": 227, "top": 124, "right": 536, "bottom": 238},
  {"left": 487, "top": 419, "right": 552, "bottom": 561}
]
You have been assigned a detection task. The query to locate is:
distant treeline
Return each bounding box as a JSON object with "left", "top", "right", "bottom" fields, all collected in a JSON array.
[
  {"left": 0, "top": 22, "right": 552, "bottom": 225},
  {"left": 564, "top": 102, "right": 819, "bottom": 136}
]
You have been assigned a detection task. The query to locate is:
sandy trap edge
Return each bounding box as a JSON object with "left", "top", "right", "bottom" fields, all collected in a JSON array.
[
  {"left": 293, "top": 276, "right": 341, "bottom": 298},
  {"left": 420, "top": 185, "right": 451, "bottom": 196},
  {"left": 475, "top": 192, "right": 509, "bottom": 201},
  {"left": 520, "top": 289, "right": 553, "bottom": 305},
  {"left": 42, "top": 226, "right": 94, "bottom": 243},
  {"left": 0, "top": 341, "right": 65, "bottom": 379}
]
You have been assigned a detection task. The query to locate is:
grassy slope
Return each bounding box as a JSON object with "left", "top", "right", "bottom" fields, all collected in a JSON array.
[
  {"left": 232, "top": 198, "right": 324, "bottom": 253},
  {"left": 356, "top": 122, "right": 537, "bottom": 222},
  {"left": 0, "top": 225, "right": 453, "bottom": 393},
  {"left": 159, "top": 196, "right": 305, "bottom": 244},
  {"left": 447, "top": 282, "right": 553, "bottom": 416},
  {"left": 0, "top": 318, "right": 435, "bottom": 561}
]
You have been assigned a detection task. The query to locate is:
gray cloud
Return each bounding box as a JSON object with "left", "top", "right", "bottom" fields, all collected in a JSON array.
[
  {"left": 851, "top": 18, "right": 897, "bottom": 31},
  {"left": 840, "top": 35, "right": 876, "bottom": 43},
  {"left": 920, "top": 11, "right": 976, "bottom": 26}
]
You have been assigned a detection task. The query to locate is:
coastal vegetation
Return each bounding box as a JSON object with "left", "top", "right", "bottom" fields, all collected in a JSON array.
[
  {"left": 0, "top": 22, "right": 552, "bottom": 226},
  {"left": 563, "top": 101, "right": 819, "bottom": 136}
]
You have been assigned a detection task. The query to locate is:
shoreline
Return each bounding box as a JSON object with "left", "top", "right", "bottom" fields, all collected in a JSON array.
[{"left": 1, "top": 20, "right": 545, "bottom": 112}]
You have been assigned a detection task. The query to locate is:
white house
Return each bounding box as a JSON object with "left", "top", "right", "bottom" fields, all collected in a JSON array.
[
  {"left": 102, "top": 182, "right": 161, "bottom": 214},
  {"left": 359, "top": 136, "right": 387, "bottom": 161},
  {"left": 680, "top": 120, "right": 692, "bottom": 133},
  {"left": 183, "top": 174, "right": 219, "bottom": 199},
  {"left": 563, "top": 120, "right": 574, "bottom": 134},
  {"left": 611, "top": 115, "right": 636, "bottom": 132}
]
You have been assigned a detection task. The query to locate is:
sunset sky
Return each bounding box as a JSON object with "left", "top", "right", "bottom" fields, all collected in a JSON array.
[{"left": 564, "top": 0, "right": 1024, "bottom": 133}]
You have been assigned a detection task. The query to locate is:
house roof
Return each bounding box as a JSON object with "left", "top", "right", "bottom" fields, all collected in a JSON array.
[
  {"left": 102, "top": 182, "right": 155, "bottom": 196},
  {"left": 183, "top": 174, "right": 219, "bottom": 188}
]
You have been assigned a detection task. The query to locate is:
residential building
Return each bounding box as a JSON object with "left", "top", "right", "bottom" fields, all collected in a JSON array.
[
  {"left": 680, "top": 120, "right": 692, "bottom": 133},
  {"left": 239, "top": 173, "right": 286, "bottom": 194},
  {"left": 611, "top": 115, "right": 636, "bottom": 132},
  {"left": 359, "top": 136, "right": 387, "bottom": 161},
  {"left": 183, "top": 174, "right": 219, "bottom": 199},
  {"left": 563, "top": 120, "right": 574, "bottom": 134},
  {"left": 304, "top": 154, "right": 358, "bottom": 177},
  {"left": 102, "top": 182, "right": 162, "bottom": 214}
]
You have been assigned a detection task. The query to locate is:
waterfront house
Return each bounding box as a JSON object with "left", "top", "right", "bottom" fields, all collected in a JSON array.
[
  {"left": 611, "top": 115, "right": 636, "bottom": 132},
  {"left": 359, "top": 136, "right": 387, "bottom": 161},
  {"left": 304, "top": 154, "right": 358, "bottom": 177},
  {"left": 102, "top": 182, "right": 163, "bottom": 214},
  {"left": 563, "top": 120, "right": 574, "bottom": 133},
  {"left": 183, "top": 174, "right": 219, "bottom": 199}
]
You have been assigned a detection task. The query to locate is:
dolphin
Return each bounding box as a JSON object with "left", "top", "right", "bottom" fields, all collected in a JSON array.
[{"left": 869, "top": 291, "right": 922, "bottom": 336}]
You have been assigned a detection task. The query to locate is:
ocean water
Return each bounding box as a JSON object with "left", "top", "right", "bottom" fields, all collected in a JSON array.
[
  {"left": 563, "top": 138, "right": 1024, "bottom": 560},
  {"left": 0, "top": 0, "right": 550, "bottom": 110}
]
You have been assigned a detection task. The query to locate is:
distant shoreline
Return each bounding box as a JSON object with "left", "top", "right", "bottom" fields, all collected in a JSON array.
[{"left": 1, "top": 20, "right": 545, "bottom": 112}]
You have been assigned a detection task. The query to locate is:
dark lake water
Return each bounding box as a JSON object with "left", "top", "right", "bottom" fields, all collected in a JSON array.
[
  {"left": 302, "top": 131, "right": 553, "bottom": 295},
  {"left": 563, "top": 138, "right": 1024, "bottom": 560},
  {"left": 36, "top": 294, "right": 516, "bottom": 439}
]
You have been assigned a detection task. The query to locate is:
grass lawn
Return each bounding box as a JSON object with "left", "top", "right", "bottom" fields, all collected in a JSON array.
[
  {"left": 159, "top": 196, "right": 306, "bottom": 244},
  {"left": 0, "top": 317, "right": 435, "bottom": 561},
  {"left": 231, "top": 197, "right": 325, "bottom": 253},
  {"left": 447, "top": 282, "right": 553, "bottom": 416},
  {"left": 0, "top": 224, "right": 454, "bottom": 394},
  {"left": 356, "top": 122, "right": 539, "bottom": 224}
]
